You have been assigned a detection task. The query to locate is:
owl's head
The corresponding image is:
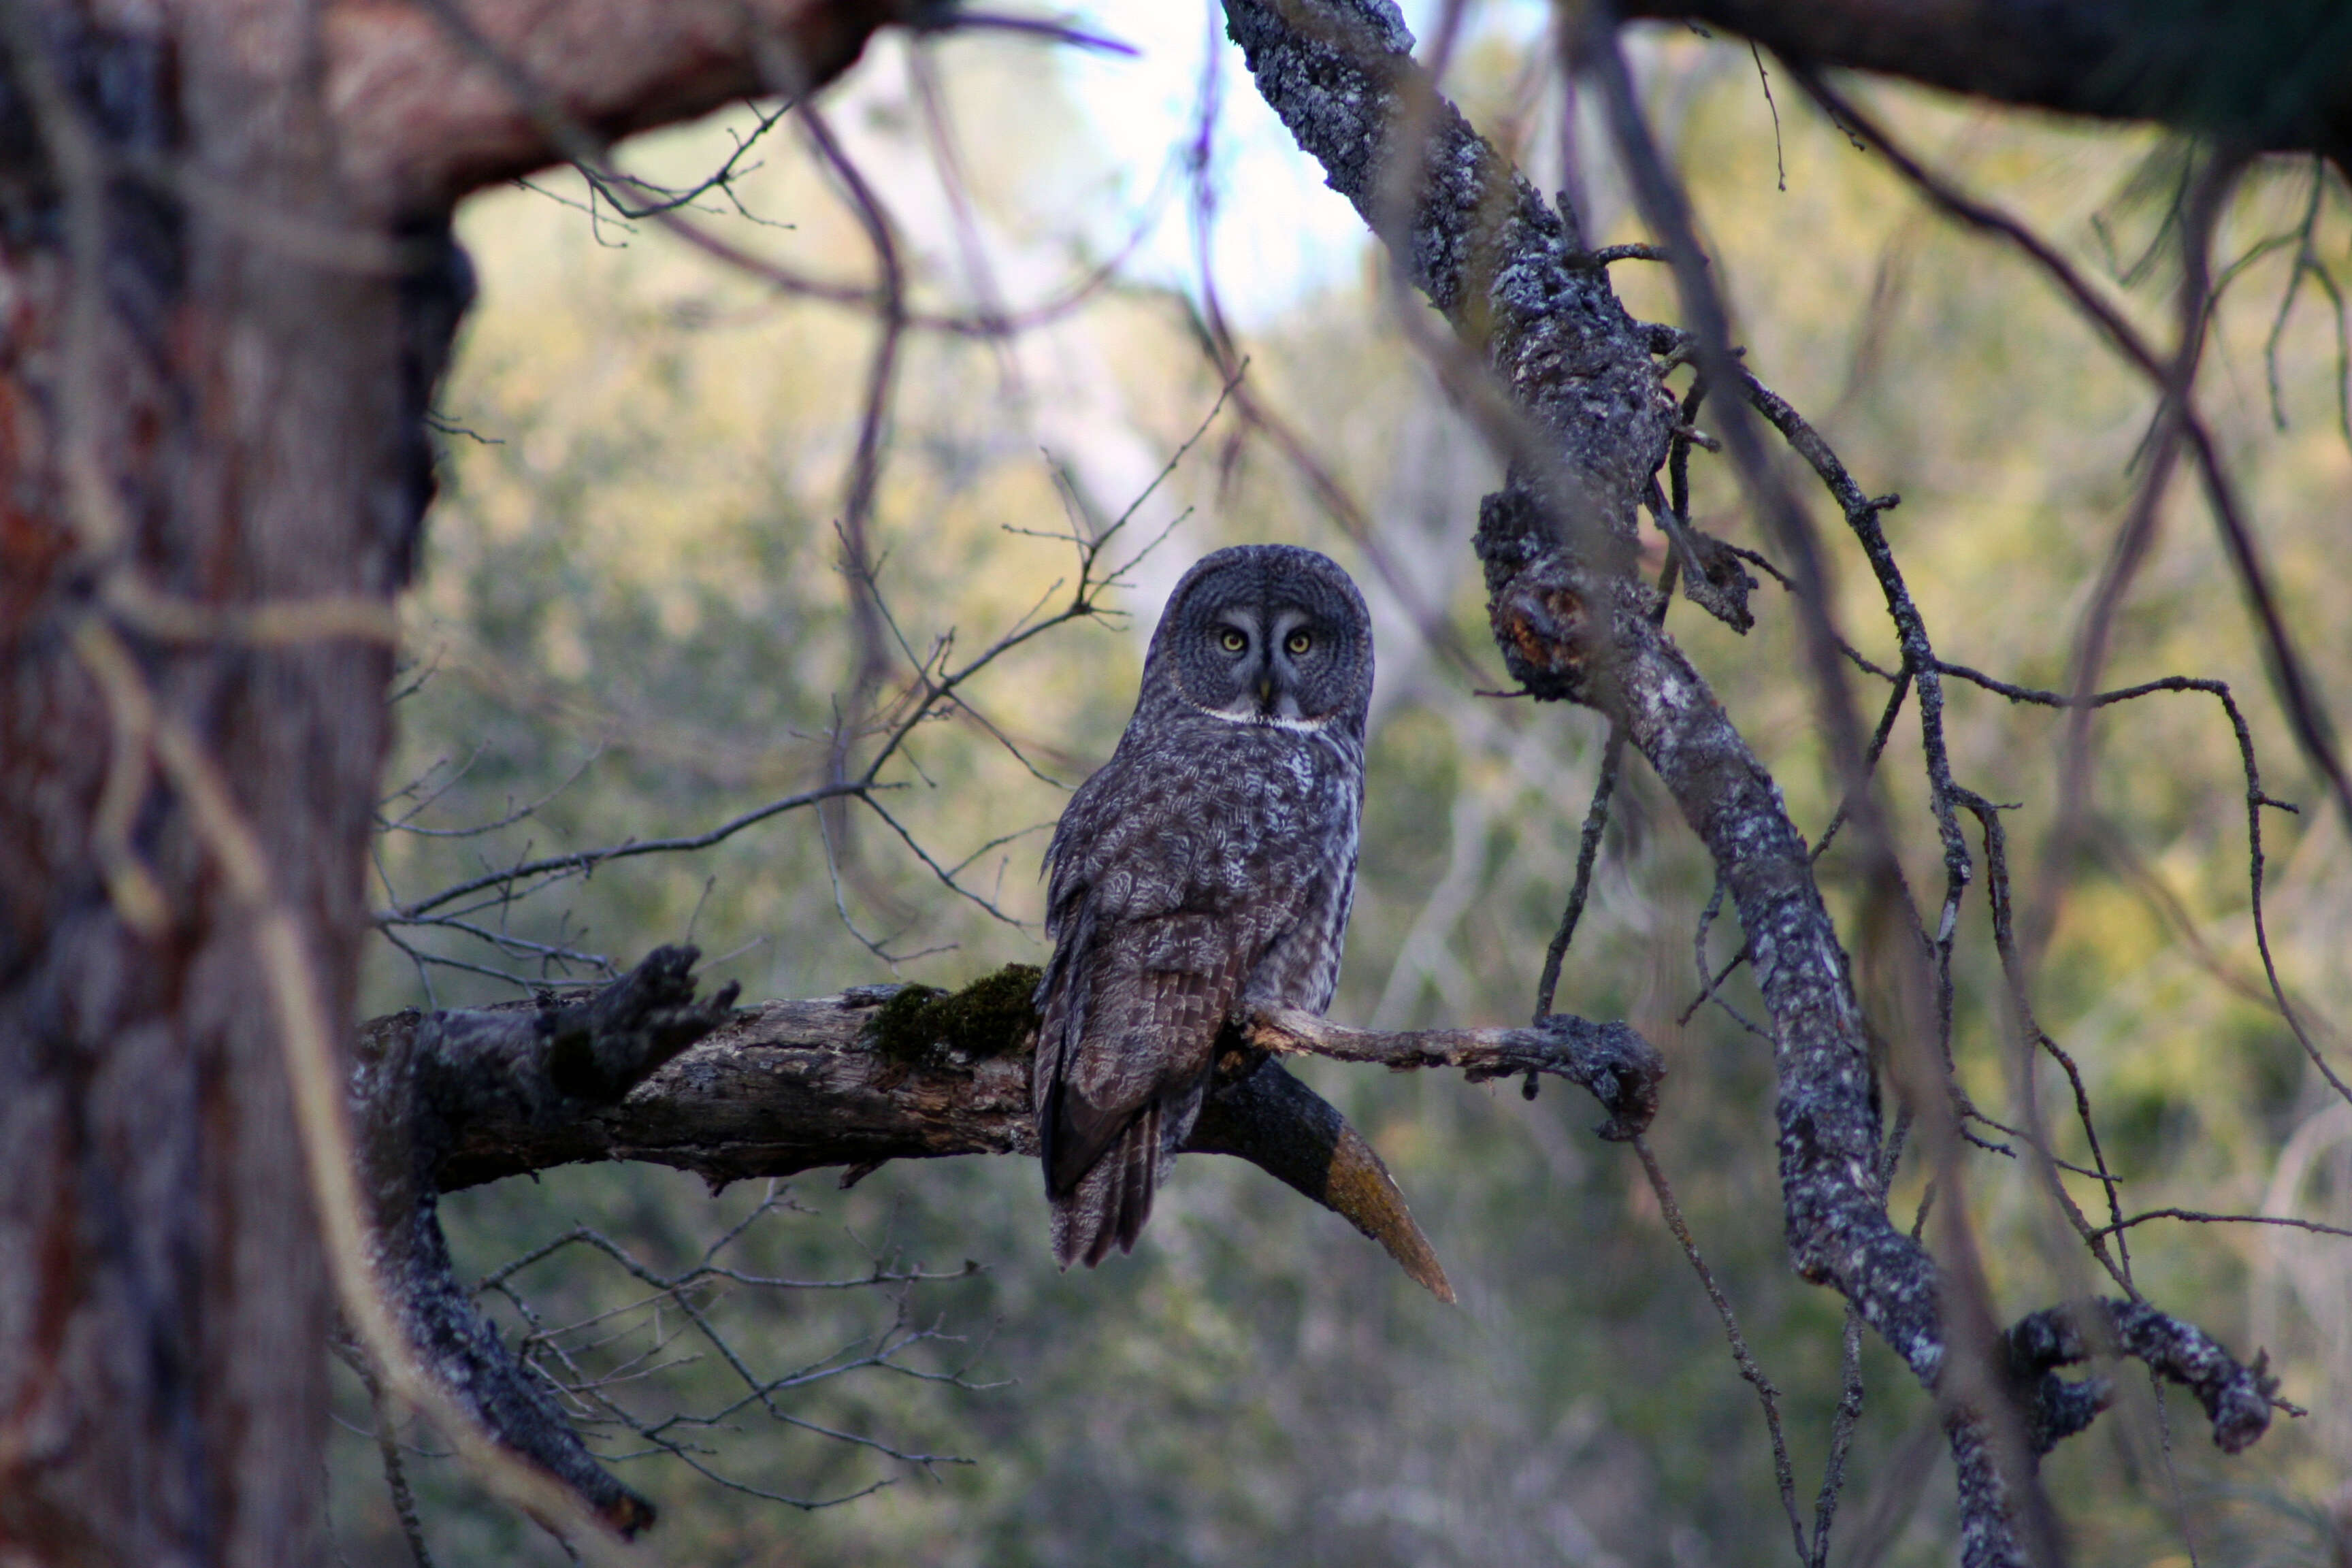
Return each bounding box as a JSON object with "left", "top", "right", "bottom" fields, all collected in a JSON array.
[{"left": 1143, "top": 544, "right": 1373, "bottom": 731}]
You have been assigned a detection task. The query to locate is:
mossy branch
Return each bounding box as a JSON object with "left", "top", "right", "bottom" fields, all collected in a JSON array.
[{"left": 352, "top": 951, "right": 1665, "bottom": 1521}]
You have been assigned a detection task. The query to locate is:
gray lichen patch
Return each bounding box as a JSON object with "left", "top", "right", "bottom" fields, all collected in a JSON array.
[{"left": 864, "top": 964, "right": 1043, "bottom": 1072}]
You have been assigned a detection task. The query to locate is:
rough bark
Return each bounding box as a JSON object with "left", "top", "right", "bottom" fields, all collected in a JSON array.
[
  {"left": 0, "top": 1, "right": 897, "bottom": 1561},
  {"left": 1619, "top": 0, "right": 2352, "bottom": 165},
  {"left": 0, "top": 5, "right": 419, "bottom": 1561},
  {"left": 353, "top": 949, "right": 1664, "bottom": 1513}
]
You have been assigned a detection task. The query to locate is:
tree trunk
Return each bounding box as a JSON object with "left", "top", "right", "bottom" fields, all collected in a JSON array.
[
  {"left": 0, "top": 2, "right": 425, "bottom": 1558},
  {"left": 0, "top": 2, "right": 947, "bottom": 1556}
]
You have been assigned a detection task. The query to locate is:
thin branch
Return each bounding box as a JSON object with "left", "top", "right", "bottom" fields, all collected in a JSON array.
[
  {"left": 384, "top": 781, "right": 870, "bottom": 921},
  {"left": 2089, "top": 1209, "right": 2352, "bottom": 1243},
  {"left": 1632, "top": 1135, "right": 1808, "bottom": 1565},
  {"left": 1797, "top": 68, "right": 2352, "bottom": 835},
  {"left": 1933, "top": 664, "right": 2349, "bottom": 1108},
  {"left": 1533, "top": 725, "right": 1625, "bottom": 1026}
]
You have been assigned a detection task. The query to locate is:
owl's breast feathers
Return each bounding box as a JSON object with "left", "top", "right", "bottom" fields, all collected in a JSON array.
[{"left": 1033, "top": 718, "right": 1363, "bottom": 1266}]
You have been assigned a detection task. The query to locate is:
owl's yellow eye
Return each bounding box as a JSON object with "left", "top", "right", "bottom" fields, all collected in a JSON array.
[
  {"left": 1286, "top": 629, "right": 1312, "bottom": 655},
  {"left": 1220, "top": 628, "right": 1247, "bottom": 653}
]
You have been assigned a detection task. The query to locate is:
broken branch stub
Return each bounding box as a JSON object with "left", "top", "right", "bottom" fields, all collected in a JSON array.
[
  {"left": 352, "top": 944, "right": 745, "bottom": 1535},
  {"left": 2006, "top": 1298, "right": 2276, "bottom": 1458}
]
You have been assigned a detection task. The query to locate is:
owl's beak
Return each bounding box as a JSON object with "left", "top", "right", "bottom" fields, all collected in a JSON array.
[{"left": 1255, "top": 672, "right": 1276, "bottom": 713}]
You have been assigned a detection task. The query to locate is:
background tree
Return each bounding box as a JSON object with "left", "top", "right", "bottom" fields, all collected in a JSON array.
[{"left": 3, "top": 1, "right": 2348, "bottom": 1566}]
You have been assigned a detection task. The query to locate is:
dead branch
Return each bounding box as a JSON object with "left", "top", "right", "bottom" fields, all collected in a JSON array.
[
  {"left": 353, "top": 945, "right": 747, "bottom": 1535},
  {"left": 350, "top": 946, "right": 1665, "bottom": 1518}
]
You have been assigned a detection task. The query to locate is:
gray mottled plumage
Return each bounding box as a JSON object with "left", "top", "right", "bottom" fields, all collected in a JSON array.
[{"left": 1035, "top": 544, "right": 1373, "bottom": 1267}]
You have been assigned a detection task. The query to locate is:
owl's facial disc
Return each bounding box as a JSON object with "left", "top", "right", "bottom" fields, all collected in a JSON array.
[
  {"left": 1150, "top": 544, "right": 1373, "bottom": 734},
  {"left": 1203, "top": 609, "right": 1272, "bottom": 722},
  {"left": 1196, "top": 606, "right": 1332, "bottom": 727}
]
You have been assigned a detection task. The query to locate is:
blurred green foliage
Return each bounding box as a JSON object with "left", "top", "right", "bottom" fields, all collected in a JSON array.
[{"left": 333, "top": 20, "right": 2352, "bottom": 1568}]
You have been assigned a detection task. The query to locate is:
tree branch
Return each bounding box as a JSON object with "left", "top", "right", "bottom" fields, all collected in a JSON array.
[
  {"left": 1222, "top": 2, "right": 2277, "bottom": 1559},
  {"left": 327, "top": 0, "right": 906, "bottom": 218},
  {"left": 2005, "top": 1298, "right": 2279, "bottom": 1458},
  {"left": 1617, "top": 0, "right": 2352, "bottom": 163},
  {"left": 351, "top": 949, "right": 1665, "bottom": 1518},
  {"left": 1245, "top": 1004, "right": 1663, "bottom": 1141},
  {"left": 353, "top": 945, "right": 746, "bottom": 1535}
]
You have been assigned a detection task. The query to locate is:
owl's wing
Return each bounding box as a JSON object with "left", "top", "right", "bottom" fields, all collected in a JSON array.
[
  {"left": 1035, "top": 851, "right": 1318, "bottom": 1263},
  {"left": 1039, "top": 908, "right": 1260, "bottom": 1267},
  {"left": 1034, "top": 730, "right": 1353, "bottom": 1264},
  {"left": 1040, "top": 911, "right": 1241, "bottom": 1197}
]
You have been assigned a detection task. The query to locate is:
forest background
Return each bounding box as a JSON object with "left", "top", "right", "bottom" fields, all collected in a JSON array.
[{"left": 337, "top": 6, "right": 2352, "bottom": 1564}]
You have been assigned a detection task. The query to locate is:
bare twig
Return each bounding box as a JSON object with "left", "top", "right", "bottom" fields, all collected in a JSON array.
[
  {"left": 1633, "top": 1135, "right": 1809, "bottom": 1565},
  {"left": 1797, "top": 69, "right": 2352, "bottom": 835},
  {"left": 1533, "top": 725, "right": 1625, "bottom": 1028}
]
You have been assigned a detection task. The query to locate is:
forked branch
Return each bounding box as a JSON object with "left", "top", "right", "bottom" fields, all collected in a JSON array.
[{"left": 1221, "top": 2, "right": 2283, "bottom": 1562}]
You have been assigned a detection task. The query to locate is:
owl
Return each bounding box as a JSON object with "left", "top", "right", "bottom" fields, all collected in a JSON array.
[{"left": 1034, "top": 544, "right": 1373, "bottom": 1267}]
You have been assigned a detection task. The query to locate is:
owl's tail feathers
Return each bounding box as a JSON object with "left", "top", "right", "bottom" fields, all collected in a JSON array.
[{"left": 1050, "top": 1101, "right": 1164, "bottom": 1269}]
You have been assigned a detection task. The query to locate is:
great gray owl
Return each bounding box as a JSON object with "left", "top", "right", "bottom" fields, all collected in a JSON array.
[{"left": 1034, "top": 544, "right": 1373, "bottom": 1267}]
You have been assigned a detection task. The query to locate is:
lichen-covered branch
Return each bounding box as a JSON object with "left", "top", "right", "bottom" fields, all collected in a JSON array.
[
  {"left": 350, "top": 950, "right": 1665, "bottom": 1519},
  {"left": 2006, "top": 1298, "right": 2279, "bottom": 1458},
  {"left": 1220, "top": 1, "right": 2276, "bottom": 1560},
  {"left": 1482, "top": 557, "right": 1951, "bottom": 1378},
  {"left": 1223, "top": 0, "right": 1675, "bottom": 558}
]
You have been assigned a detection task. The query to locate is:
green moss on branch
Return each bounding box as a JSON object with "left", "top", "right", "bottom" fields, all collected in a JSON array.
[{"left": 864, "top": 964, "right": 1043, "bottom": 1072}]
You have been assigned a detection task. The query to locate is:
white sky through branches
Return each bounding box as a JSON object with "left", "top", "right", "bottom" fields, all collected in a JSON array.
[{"left": 1055, "top": 0, "right": 1543, "bottom": 322}]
